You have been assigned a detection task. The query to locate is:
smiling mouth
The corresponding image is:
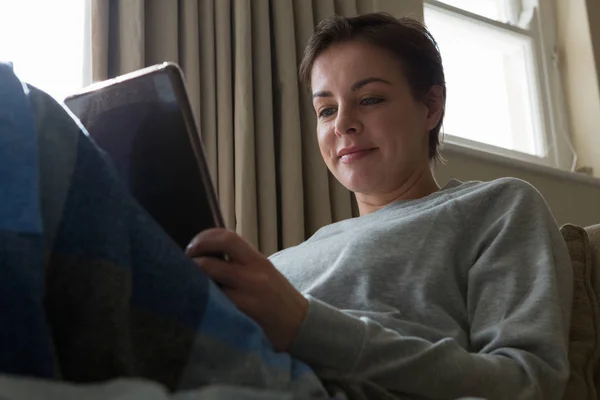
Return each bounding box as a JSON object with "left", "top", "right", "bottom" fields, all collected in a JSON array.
[{"left": 338, "top": 148, "right": 377, "bottom": 164}]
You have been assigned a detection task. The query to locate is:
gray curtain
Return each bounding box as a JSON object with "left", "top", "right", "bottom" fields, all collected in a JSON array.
[{"left": 91, "top": 0, "right": 421, "bottom": 255}]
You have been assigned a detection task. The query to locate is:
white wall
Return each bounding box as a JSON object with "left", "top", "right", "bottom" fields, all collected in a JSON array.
[
  {"left": 436, "top": 145, "right": 600, "bottom": 227},
  {"left": 555, "top": 0, "right": 600, "bottom": 178}
]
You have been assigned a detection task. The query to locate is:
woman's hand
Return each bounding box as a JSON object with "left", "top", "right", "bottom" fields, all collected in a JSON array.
[{"left": 186, "top": 228, "right": 308, "bottom": 352}]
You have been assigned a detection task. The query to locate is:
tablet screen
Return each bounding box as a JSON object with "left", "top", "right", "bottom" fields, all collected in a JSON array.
[{"left": 65, "top": 69, "right": 220, "bottom": 249}]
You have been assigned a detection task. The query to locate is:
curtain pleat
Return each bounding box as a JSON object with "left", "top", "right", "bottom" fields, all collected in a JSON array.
[
  {"left": 312, "top": 0, "right": 335, "bottom": 31},
  {"left": 113, "top": 0, "right": 145, "bottom": 75},
  {"left": 251, "top": 0, "right": 279, "bottom": 255},
  {"left": 271, "top": 0, "right": 306, "bottom": 249},
  {"left": 356, "top": 0, "right": 375, "bottom": 15},
  {"left": 144, "top": 0, "right": 178, "bottom": 65},
  {"left": 198, "top": 0, "right": 218, "bottom": 182},
  {"left": 215, "top": 0, "right": 235, "bottom": 229},
  {"left": 179, "top": 0, "right": 202, "bottom": 141},
  {"left": 91, "top": 0, "right": 418, "bottom": 252},
  {"left": 374, "top": 0, "right": 422, "bottom": 18},
  {"left": 334, "top": 0, "right": 358, "bottom": 16},
  {"left": 233, "top": 0, "right": 259, "bottom": 247},
  {"left": 90, "top": 0, "right": 110, "bottom": 82}
]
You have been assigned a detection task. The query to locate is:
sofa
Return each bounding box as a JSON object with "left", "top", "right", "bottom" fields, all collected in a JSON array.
[{"left": 561, "top": 224, "right": 600, "bottom": 399}]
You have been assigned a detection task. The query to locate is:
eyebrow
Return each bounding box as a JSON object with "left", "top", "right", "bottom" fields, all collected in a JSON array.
[{"left": 312, "top": 77, "right": 392, "bottom": 99}]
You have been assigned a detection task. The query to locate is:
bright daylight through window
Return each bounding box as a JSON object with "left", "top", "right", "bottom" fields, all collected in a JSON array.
[
  {"left": 0, "top": 0, "right": 568, "bottom": 169},
  {"left": 0, "top": 0, "right": 89, "bottom": 102},
  {"left": 424, "top": 0, "right": 559, "bottom": 164}
]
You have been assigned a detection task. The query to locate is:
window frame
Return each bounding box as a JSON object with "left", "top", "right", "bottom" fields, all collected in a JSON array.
[
  {"left": 424, "top": 0, "right": 574, "bottom": 171},
  {"left": 83, "top": 0, "right": 93, "bottom": 90}
]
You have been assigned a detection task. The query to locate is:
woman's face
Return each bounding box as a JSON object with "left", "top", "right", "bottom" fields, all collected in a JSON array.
[{"left": 311, "top": 40, "right": 439, "bottom": 195}]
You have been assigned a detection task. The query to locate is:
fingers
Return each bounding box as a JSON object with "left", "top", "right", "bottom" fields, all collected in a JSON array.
[
  {"left": 186, "top": 228, "right": 260, "bottom": 264},
  {"left": 221, "top": 287, "right": 256, "bottom": 317},
  {"left": 194, "top": 256, "right": 240, "bottom": 287},
  {"left": 196, "top": 258, "right": 256, "bottom": 315}
]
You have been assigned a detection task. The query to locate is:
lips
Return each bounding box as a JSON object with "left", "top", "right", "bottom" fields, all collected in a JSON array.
[{"left": 337, "top": 147, "right": 377, "bottom": 163}]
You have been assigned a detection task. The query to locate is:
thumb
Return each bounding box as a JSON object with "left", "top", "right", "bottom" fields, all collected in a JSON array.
[{"left": 186, "top": 228, "right": 261, "bottom": 264}]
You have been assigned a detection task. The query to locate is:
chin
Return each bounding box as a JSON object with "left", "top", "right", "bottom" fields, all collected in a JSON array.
[
  {"left": 337, "top": 172, "right": 378, "bottom": 194},
  {"left": 331, "top": 156, "right": 386, "bottom": 192}
]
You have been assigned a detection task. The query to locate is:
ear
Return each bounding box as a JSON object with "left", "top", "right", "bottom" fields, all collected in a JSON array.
[{"left": 424, "top": 85, "right": 445, "bottom": 131}]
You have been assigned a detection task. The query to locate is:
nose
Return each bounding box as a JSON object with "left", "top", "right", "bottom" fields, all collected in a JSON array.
[{"left": 334, "top": 106, "right": 362, "bottom": 136}]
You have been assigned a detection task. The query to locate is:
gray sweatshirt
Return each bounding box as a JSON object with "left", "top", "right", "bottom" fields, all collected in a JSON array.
[{"left": 270, "top": 178, "right": 573, "bottom": 400}]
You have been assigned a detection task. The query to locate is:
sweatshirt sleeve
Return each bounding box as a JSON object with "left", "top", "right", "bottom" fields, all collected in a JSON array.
[{"left": 289, "top": 179, "right": 573, "bottom": 400}]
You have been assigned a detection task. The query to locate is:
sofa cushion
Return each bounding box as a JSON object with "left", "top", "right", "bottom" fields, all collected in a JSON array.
[
  {"left": 585, "top": 224, "right": 600, "bottom": 310},
  {"left": 584, "top": 224, "right": 600, "bottom": 395},
  {"left": 561, "top": 224, "right": 600, "bottom": 400}
]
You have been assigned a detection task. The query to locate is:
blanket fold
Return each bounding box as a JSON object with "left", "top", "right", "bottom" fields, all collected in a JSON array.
[{"left": 0, "top": 63, "right": 330, "bottom": 399}]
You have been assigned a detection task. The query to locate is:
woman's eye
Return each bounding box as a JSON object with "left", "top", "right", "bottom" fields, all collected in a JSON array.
[
  {"left": 318, "top": 107, "right": 336, "bottom": 118},
  {"left": 360, "top": 97, "right": 384, "bottom": 106}
]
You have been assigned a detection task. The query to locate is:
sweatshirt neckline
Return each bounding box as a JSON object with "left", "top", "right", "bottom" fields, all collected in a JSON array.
[
  {"left": 361, "top": 178, "right": 463, "bottom": 216},
  {"left": 308, "top": 179, "right": 466, "bottom": 240}
]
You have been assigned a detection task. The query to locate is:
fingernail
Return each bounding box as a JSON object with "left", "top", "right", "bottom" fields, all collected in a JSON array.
[{"left": 185, "top": 243, "right": 194, "bottom": 255}]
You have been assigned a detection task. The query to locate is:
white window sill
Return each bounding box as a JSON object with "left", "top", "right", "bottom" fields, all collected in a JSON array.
[{"left": 441, "top": 140, "right": 600, "bottom": 188}]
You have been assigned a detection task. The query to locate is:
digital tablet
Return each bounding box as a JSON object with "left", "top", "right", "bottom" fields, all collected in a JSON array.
[{"left": 65, "top": 63, "right": 224, "bottom": 249}]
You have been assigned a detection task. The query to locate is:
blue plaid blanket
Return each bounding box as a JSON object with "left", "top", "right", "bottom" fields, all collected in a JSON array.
[{"left": 0, "top": 63, "right": 333, "bottom": 399}]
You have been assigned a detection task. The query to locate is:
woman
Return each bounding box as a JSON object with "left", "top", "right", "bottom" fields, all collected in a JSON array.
[{"left": 187, "top": 13, "right": 573, "bottom": 400}]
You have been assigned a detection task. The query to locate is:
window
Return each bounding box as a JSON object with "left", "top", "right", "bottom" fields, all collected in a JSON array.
[
  {"left": 0, "top": 0, "right": 91, "bottom": 102},
  {"left": 424, "top": 0, "right": 570, "bottom": 168}
]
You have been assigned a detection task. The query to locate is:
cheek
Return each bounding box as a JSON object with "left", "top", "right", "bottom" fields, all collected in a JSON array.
[
  {"left": 316, "top": 124, "right": 335, "bottom": 159},
  {"left": 376, "top": 105, "right": 426, "bottom": 146}
]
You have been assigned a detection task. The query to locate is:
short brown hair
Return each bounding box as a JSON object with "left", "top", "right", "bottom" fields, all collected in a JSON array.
[{"left": 299, "top": 13, "right": 446, "bottom": 164}]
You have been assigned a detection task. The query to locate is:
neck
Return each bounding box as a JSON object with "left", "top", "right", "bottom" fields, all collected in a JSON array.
[{"left": 355, "top": 167, "right": 439, "bottom": 216}]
